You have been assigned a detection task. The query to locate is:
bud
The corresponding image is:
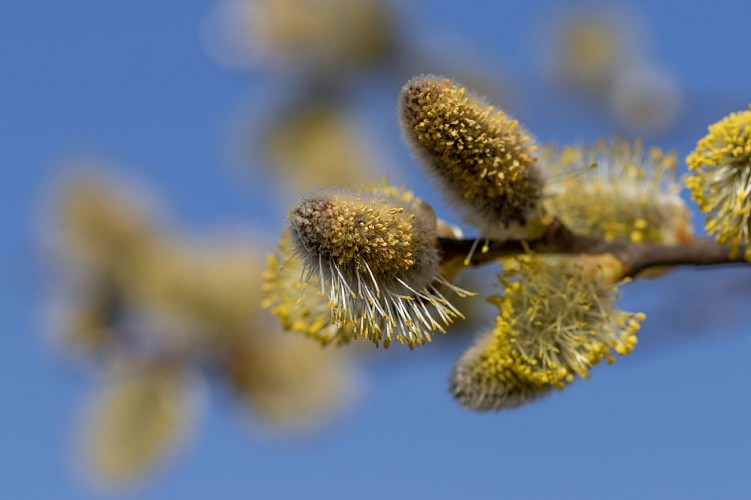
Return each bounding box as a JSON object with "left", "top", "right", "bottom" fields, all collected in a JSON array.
[
  {"left": 288, "top": 186, "right": 470, "bottom": 348},
  {"left": 543, "top": 139, "right": 692, "bottom": 245},
  {"left": 400, "top": 75, "right": 543, "bottom": 239},
  {"left": 686, "top": 106, "right": 751, "bottom": 256}
]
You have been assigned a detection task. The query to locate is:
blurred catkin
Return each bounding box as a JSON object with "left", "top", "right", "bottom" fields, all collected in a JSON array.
[
  {"left": 83, "top": 366, "right": 194, "bottom": 485},
  {"left": 50, "top": 172, "right": 357, "bottom": 485},
  {"left": 262, "top": 101, "right": 380, "bottom": 193},
  {"left": 226, "top": 332, "right": 354, "bottom": 431},
  {"left": 205, "top": 0, "right": 397, "bottom": 74}
]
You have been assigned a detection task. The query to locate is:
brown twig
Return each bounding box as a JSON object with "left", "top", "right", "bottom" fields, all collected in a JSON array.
[{"left": 437, "top": 218, "right": 747, "bottom": 278}]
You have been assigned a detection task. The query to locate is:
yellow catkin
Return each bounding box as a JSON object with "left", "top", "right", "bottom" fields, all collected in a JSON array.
[
  {"left": 400, "top": 75, "right": 543, "bottom": 238},
  {"left": 287, "top": 186, "right": 471, "bottom": 348},
  {"left": 686, "top": 107, "right": 751, "bottom": 256},
  {"left": 543, "top": 139, "right": 692, "bottom": 245},
  {"left": 451, "top": 255, "right": 644, "bottom": 412}
]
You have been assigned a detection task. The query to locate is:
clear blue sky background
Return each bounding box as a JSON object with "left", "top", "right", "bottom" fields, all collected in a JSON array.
[{"left": 2, "top": 1, "right": 751, "bottom": 499}]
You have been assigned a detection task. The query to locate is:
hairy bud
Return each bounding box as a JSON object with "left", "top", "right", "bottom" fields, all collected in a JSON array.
[
  {"left": 288, "top": 186, "right": 471, "bottom": 348},
  {"left": 400, "top": 75, "right": 544, "bottom": 238}
]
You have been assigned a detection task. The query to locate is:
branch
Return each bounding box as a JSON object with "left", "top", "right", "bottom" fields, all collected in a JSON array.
[{"left": 437, "top": 218, "right": 747, "bottom": 278}]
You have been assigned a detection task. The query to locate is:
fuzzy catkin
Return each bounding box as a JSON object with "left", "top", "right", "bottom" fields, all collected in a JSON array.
[
  {"left": 686, "top": 106, "right": 751, "bottom": 256},
  {"left": 286, "top": 187, "right": 470, "bottom": 348},
  {"left": 400, "top": 75, "right": 544, "bottom": 239}
]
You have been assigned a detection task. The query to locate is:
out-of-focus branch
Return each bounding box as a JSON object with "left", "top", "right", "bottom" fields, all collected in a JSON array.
[{"left": 438, "top": 218, "right": 747, "bottom": 278}]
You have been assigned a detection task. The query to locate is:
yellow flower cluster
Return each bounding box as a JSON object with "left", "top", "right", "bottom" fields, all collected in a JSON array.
[
  {"left": 451, "top": 255, "right": 644, "bottom": 411},
  {"left": 543, "top": 139, "right": 692, "bottom": 245},
  {"left": 686, "top": 107, "right": 751, "bottom": 256}
]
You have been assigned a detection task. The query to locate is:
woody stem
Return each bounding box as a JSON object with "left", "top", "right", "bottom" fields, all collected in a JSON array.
[{"left": 437, "top": 218, "right": 746, "bottom": 278}]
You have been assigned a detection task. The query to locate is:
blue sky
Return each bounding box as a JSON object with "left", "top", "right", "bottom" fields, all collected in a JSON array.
[{"left": 2, "top": 1, "right": 751, "bottom": 499}]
